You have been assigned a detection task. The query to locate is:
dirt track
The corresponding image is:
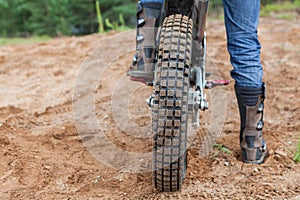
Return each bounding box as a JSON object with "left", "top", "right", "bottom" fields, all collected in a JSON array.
[{"left": 0, "top": 18, "right": 299, "bottom": 199}]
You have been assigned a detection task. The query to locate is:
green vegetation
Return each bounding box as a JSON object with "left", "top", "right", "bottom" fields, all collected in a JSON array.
[
  {"left": 0, "top": 0, "right": 299, "bottom": 38},
  {"left": 208, "top": 0, "right": 300, "bottom": 19},
  {"left": 208, "top": 0, "right": 224, "bottom": 20},
  {"left": 261, "top": 0, "right": 300, "bottom": 17},
  {"left": 95, "top": 0, "right": 104, "bottom": 33},
  {"left": 0, "top": 36, "right": 50, "bottom": 45},
  {"left": 293, "top": 137, "right": 300, "bottom": 163},
  {"left": 0, "top": 0, "right": 135, "bottom": 37},
  {"left": 105, "top": 14, "right": 130, "bottom": 31},
  {"left": 213, "top": 144, "right": 231, "bottom": 157}
]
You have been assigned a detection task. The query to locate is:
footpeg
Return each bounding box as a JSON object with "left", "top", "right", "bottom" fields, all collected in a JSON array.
[{"left": 205, "top": 80, "right": 230, "bottom": 89}]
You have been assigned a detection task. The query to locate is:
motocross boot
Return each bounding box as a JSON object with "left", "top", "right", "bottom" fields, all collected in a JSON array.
[
  {"left": 235, "top": 83, "right": 268, "bottom": 164},
  {"left": 127, "top": 1, "right": 162, "bottom": 85}
]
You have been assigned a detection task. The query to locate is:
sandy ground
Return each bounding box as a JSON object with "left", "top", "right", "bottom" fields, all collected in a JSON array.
[{"left": 0, "top": 17, "right": 299, "bottom": 199}]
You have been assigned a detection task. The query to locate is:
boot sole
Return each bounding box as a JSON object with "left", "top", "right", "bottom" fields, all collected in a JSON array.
[
  {"left": 243, "top": 150, "right": 268, "bottom": 164},
  {"left": 127, "top": 71, "right": 153, "bottom": 79},
  {"left": 127, "top": 71, "right": 154, "bottom": 85}
]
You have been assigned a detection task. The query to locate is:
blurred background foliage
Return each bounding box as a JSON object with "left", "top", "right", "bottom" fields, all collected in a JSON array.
[{"left": 0, "top": 0, "right": 299, "bottom": 37}]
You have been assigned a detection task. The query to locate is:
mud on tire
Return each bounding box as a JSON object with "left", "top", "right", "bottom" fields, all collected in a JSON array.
[{"left": 152, "top": 14, "right": 192, "bottom": 192}]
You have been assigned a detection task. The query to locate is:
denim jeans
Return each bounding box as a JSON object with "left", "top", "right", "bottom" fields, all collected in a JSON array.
[{"left": 140, "top": 0, "right": 263, "bottom": 88}]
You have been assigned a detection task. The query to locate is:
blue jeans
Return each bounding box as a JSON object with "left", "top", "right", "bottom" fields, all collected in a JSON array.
[{"left": 140, "top": 0, "right": 263, "bottom": 88}]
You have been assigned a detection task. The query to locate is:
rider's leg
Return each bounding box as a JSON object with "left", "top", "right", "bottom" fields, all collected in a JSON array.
[
  {"left": 127, "top": 0, "right": 163, "bottom": 85},
  {"left": 223, "top": 0, "right": 267, "bottom": 164}
]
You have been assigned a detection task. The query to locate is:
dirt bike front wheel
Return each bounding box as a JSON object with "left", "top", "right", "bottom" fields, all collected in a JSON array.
[{"left": 152, "top": 14, "right": 192, "bottom": 192}]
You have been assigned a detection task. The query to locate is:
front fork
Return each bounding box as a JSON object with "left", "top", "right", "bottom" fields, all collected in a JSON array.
[
  {"left": 189, "top": 0, "right": 209, "bottom": 125},
  {"left": 148, "top": 0, "right": 229, "bottom": 126},
  {"left": 189, "top": 0, "right": 230, "bottom": 127}
]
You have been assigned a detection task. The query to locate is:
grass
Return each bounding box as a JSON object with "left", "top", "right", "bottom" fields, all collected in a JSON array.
[
  {"left": 213, "top": 144, "right": 231, "bottom": 157},
  {"left": 208, "top": 1, "right": 300, "bottom": 20},
  {"left": 0, "top": 36, "right": 51, "bottom": 45},
  {"left": 261, "top": 1, "right": 300, "bottom": 17},
  {"left": 277, "top": 13, "right": 295, "bottom": 20},
  {"left": 293, "top": 137, "right": 300, "bottom": 163}
]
